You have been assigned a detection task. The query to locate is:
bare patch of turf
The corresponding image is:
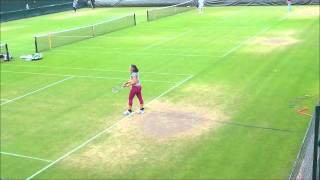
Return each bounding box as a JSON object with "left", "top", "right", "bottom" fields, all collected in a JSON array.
[
  {"left": 64, "top": 99, "right": 228, "bottom": 173},
  {"left": 245, "top": 36, "right": 300, "bottom": 53},
  {"left": 256, "top": 37, "right": 299, "bottom": 46},
  {"left": 65, "top": 119, "right": 147, "bottom": 171},
  {"left": 288, "top": 7, "right": 319, "bottom": 19},
  {"left": 136, "top": 100, "right": 227, "bottom": 140},
  {"left": 271, "top": 30, "right": 298, "bottom": 37}
]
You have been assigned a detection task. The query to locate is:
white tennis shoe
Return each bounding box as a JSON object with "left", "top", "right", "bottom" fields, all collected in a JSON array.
[
  {"left": 123, "top": 110, "right": 133, "bottom": 116},
  {"left": 137, "top": 109, "right": 144, "bottom": 114}
]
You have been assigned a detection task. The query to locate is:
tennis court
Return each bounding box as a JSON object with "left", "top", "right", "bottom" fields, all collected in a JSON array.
[{"left": 1, "top": 5, "right": 319, "bottom": 179}]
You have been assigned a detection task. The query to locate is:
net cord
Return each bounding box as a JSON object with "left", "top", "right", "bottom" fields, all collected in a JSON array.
[
  {"left": 34, "top": 13, "right": 135, "bottom": 38},
  {"left": 147, "top": 0, "right": 194, "bottom": 11}
]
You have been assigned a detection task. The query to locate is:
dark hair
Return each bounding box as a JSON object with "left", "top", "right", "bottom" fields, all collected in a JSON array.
[{"left": 131, "top": 64, "right": 139, "bottom": 72}]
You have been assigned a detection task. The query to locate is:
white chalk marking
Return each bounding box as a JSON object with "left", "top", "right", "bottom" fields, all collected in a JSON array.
[
  {"left": 0, "top": 76, "right": 74, "bottom": 106},
  {"left": 1, "top": 151, "right": 53, "bottom": 163}
]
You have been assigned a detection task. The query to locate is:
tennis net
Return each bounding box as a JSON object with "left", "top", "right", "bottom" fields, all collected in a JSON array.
[
  {"left": 0, "top": 43, "right": 11, "bottom": 61},
  {"left": 147, "top": 0, "right": 195, "bottom": 21},
  {"left": 34, "top": 13, "right": 136, "bottom": 52}
]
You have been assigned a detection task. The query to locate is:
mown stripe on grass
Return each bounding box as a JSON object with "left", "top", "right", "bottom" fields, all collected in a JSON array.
[{"left": 1, "top": 71, "right": 177, "bottom": 84}]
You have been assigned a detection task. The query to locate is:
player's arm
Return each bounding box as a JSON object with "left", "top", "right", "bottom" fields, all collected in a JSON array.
[
  {"left": 123, "top": 77, "right": 138, "bottom": 87},
  {"left": 122, "top": 81, "right": 131, "bottom": 87}
]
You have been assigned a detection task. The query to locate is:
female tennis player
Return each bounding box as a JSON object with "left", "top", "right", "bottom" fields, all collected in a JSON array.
[{"left": 123, "top": 65, "right": 144, "bottom": 116}]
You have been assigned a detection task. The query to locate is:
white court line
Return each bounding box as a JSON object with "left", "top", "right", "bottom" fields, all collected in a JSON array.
[
  {"left": 26, "top": 15, "right": 288, "bottom": 180},
  {"left": 1, "top": 64, "right": 191, "bottom": 76},
  {"left": 0, "top": 71, "right": 176, "bottom": 84},
  {"left": 1, "top": 151, "right": 53, "bottom": 163},
  {"left": 25, "top": 74, "right": 194, "bottom": 180},
  {"left": 143, "top": 30, "right": 192, "bottom": 50},
  {"left": 0, "top": 76, "right": 74, "bottom": 106},
  {"left": 1, "top": 98, "right": 10, "bottom": 101}
]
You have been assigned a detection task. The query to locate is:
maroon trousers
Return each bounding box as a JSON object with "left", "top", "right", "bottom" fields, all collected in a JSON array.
[{"left": 128, "top": 86, "right": 144, "bottom": 106}]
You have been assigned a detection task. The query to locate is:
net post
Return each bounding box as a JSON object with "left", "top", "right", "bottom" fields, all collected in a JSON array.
[
  {"left": 5, "top": 43, "right": 9, "bottom": 60},
  {"left": 34, "top": 36, "right": 39, "bottom": 53},
  {"left": 313, "top": 104, "right": 320, "bottom": 180},
  {"left": 134, "top": 13, "right": 137, "bottom": 26},
  {"left": 147, "top": 10, "right": 149, "bottom": 21},
  {"left": 32, "top": 13, "right": 136, "bottom": 52}
]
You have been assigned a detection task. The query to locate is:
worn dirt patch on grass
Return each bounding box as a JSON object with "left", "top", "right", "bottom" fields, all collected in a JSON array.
[
  {"left": 136, "top": 100, "right": 226, "bottom": 140},
  {"left": 288, "top": 7, "right": 319, "bottom": 19},
  {"left": 69, "top": 140, "right": 144, "bottom": 169},
  {"left": 245, "top": 36, "right": 300, "bottom": 53},
  {"left": 255, "top": 37, "right": 299, "bottom": 46},
  {"left": 65, "top": 99, "right": 228, "bottom": 171},
  {"left": 65, "top": 118, "right": 146, "bottom": 171},
  {"left": 270, "top": 30, "right": 298, "bottom": 37}
]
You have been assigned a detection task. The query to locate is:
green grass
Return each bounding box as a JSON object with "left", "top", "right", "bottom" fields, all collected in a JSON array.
[{"left": 1, "top": 6, "right": 319, "bottom": 179}]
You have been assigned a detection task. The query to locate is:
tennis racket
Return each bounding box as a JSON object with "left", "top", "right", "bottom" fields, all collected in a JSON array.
[{"left": 112, "top": 84, "right": 123, "bottom": 93}]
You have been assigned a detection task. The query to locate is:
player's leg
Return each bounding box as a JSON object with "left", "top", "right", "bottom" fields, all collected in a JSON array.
[
  {"left": 124, "top": 87, "right": 136, "bottom": 116},
  {"left": 136, "top": 87, "right": 144, "bottom": 114}
]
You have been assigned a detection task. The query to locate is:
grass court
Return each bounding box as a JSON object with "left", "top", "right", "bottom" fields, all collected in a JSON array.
[{"left": 0, "top": 5, "right": 319, "bottom": 179}]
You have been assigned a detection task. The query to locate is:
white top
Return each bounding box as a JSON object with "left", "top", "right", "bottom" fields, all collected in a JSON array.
[{"left": 131, "top": 72, "right": 141, "bottom": 87}]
